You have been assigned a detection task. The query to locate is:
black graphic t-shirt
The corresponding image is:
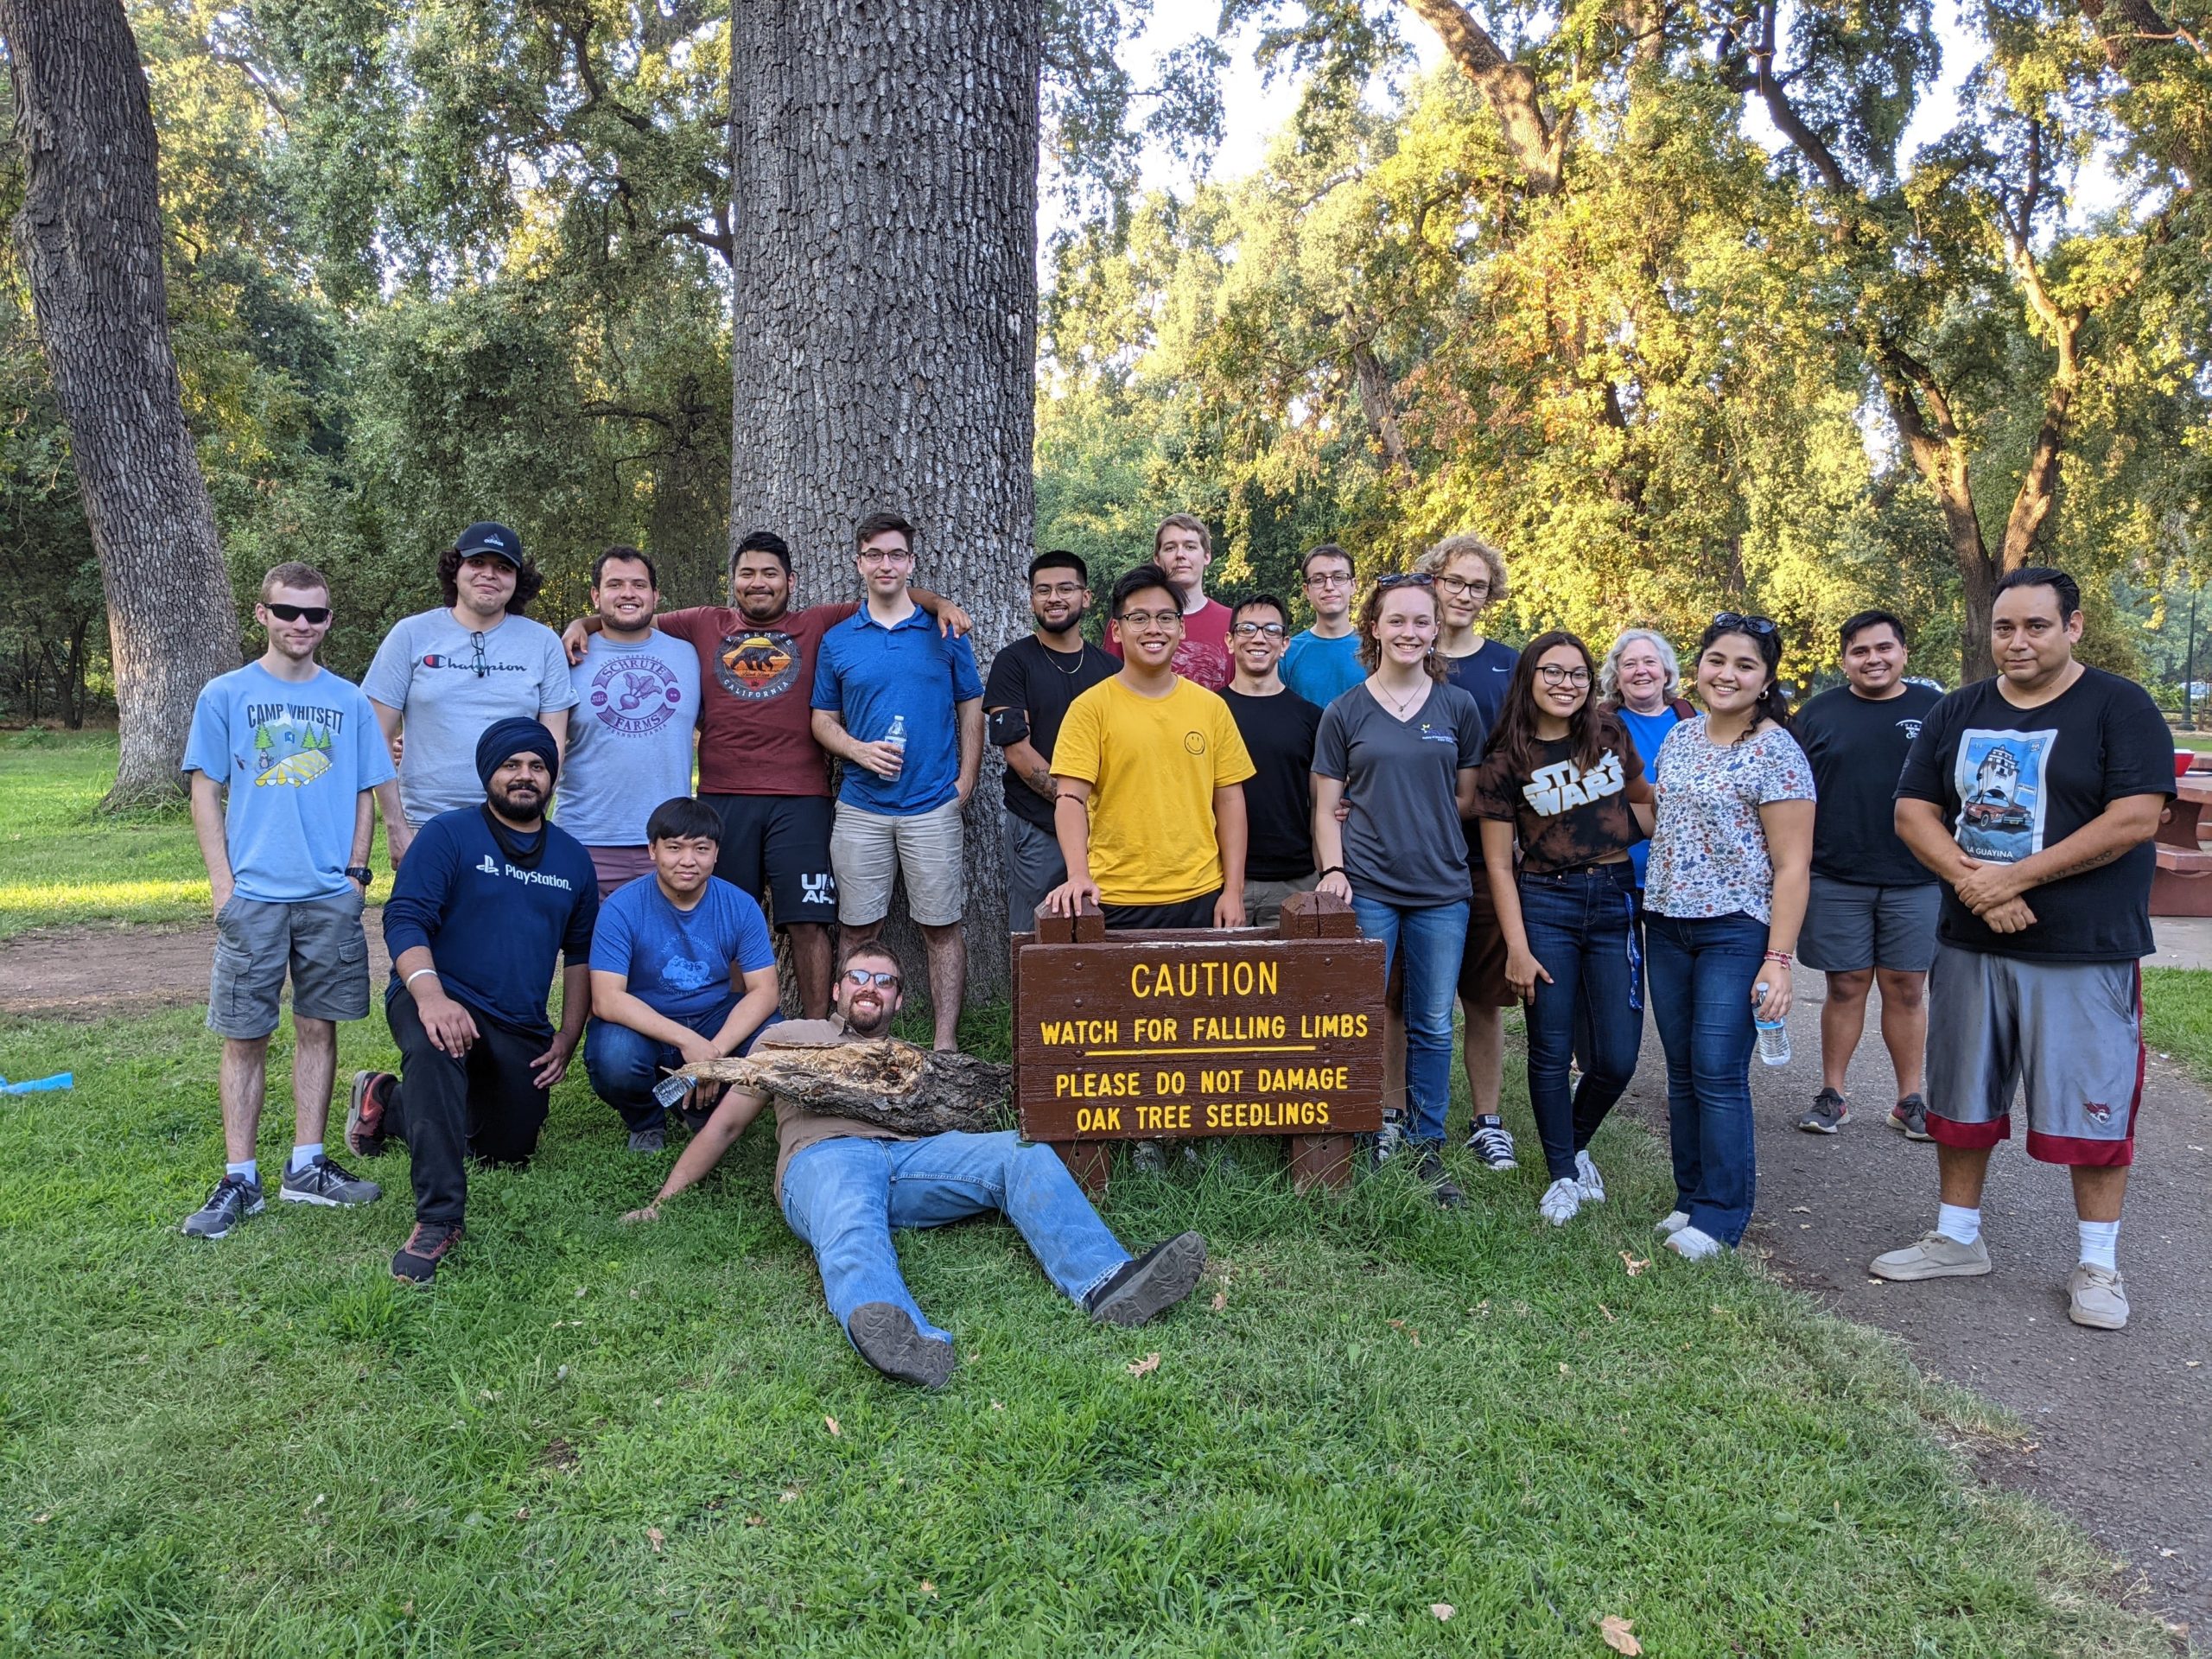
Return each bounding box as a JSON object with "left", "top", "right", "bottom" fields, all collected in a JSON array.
[
  {"left": 1896, "top": 666, "right": 2174, "bottom": 961},
  {"left": 1794, "top": 682, "right": 1944, "bottom": 887},
  {"left": 1471, "top": 733, "right": 1650, "bottom": 874},
  {"left": 982, "top": 634, "right": 1118, "bottom": 830},
  {"left": 1220, "top": 687, "right": 1324, "bottom": 881}
]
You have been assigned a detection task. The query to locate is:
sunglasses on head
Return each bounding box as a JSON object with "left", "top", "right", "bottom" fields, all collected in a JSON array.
[
  {"left": 842, "top": 967, "right": 902, "bottom": 990},
  {"left": 266, "top": 602, "right": 331, "bottom": 624},
  {"left": 1374, "top": 572, "right": 1435, "bottom": 590},
  {"left": 1712, "top": 612, "right": 1779, "bottom": 640}
]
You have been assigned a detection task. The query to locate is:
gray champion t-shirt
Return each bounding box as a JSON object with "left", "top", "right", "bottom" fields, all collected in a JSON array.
[
  {"left": 1312, "top": 681, "right": 1486, "bottom": 906},
  {"left": 362, "top": 608, "right": 579, "bottom": 824},
  {"left": 553, "top": 630, "right": 702, "bottom": 847}
]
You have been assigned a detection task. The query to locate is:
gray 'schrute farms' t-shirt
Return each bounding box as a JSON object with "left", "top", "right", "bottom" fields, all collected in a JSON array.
[
  {"left": 362, "top": 608, "right": 579, "bottom": 825},
  {"left": 1311, "top": 681, "right": 1487, "bottom": 906},
  {"left": 553, "top": 629, "right": 701, "bottom": 847}
]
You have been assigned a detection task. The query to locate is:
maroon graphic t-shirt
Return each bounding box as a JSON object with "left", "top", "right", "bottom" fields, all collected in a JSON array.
[
  {"left": 658, "top": 603, "right": 857, "bottom": 797},
  {"left": 1103, "top": 596, "right": 1234, "bottom": 690}
]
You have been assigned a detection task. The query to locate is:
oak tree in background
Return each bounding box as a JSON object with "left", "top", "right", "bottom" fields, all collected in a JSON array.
[{"left": 1, "top": 0, "right": 238, "bottom": 804}]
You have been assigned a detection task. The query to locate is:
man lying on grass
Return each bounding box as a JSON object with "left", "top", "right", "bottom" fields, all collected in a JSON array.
[{"left": 623, "top": 941, "right": 1207, "bottom": 1389}]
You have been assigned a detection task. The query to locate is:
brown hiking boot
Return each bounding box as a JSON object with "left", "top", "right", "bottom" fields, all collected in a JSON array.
[{"left": 392, "top": 1220, "right": 462, "bottom": 1284}]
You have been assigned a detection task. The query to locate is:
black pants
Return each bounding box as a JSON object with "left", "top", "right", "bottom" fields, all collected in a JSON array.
[
  {"left": 1103, "top": 890, "right": 1221, "bottom": 930},
  {"left": 384, "top": 988, "right": 550, "bottom": 1225}
]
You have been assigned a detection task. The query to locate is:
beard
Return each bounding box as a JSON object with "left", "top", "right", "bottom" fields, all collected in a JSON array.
[
  {"left": 493, "top": 779, "right": 545, "bottom": 819},
  {"left": 843, "top": 993, "right": 894, "bottom": 1036}
]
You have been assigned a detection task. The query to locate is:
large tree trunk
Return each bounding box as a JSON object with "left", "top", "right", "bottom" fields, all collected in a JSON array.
[
  {"left": 728, "top": 2, "right": 1042, "bottom": 1001},
  {"left": 3, "top": 0, "right": 238, "bottom": 808}
]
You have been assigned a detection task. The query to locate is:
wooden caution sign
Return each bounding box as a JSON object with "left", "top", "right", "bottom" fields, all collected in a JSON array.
[{"left": 1013, "top": 890, "right": 1387, "bottom": 1193}]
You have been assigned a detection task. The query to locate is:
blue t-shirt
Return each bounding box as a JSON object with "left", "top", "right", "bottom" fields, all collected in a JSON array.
[
  {"left": 1281, "top": 631, "right": 1364, "bottom": 707},
  {"left": 181, "top": 662, "right": 396, "bottom": 905},
  {"left": 1616, "top": 703, "right": 1687, "bottom": 888},
  {"left": 382, "top": 808, "right": 599, "bottom": 1036},
  {"left": 589, "top": 875, "right": 778, "bottom": 1024},
  {"left": 810, "top": 606, "right": 984, "bottom": 816},
  {"left": 556, "top": 630, "right": 701, "bottom": 847}
]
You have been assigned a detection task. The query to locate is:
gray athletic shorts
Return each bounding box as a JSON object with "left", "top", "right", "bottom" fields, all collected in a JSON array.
[
  {"left": 1003, "top": 813, "right": 1066, "bottom": 933},
  {"left": 207, "top": 890, "right": 371, "bottom": 1039},
  {"left": 1798, "top": 874, "right": 1941, "bottom": 974},
  {"left": 1923, "top": 942, "right": 2140, "bottom": 1166},
  {"left": 830, "top": 798, "right": 965, "bottom": 927}
]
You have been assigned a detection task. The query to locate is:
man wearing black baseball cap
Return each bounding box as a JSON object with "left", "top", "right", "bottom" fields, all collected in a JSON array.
[{"left": 364, "top": 522, "right": 578, "bottom": 862}]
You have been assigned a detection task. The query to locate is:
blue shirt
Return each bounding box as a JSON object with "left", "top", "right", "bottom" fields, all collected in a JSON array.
[
  {"left": 810, "top": 606, "right": 984, "bottom": 816},
  {"left": 1616, "top": 703, "right": 1687, "bottom": 887},
  {"left": 181, "top": 662, "right": 395, "bottom": 904},
  {"left": 590, "top": 875, "right": 777, "bottom": 1025},
  {"left": 382, "top": 808, "right": 599, "bottom": 1036},
  {"left": 1281, "top": 631, "right": 1364, "bottom": 707}
]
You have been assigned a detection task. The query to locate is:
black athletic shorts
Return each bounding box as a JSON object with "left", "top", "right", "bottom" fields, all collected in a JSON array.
[{"left": 702, "top": 793, "right": 839, "bottom": 928}]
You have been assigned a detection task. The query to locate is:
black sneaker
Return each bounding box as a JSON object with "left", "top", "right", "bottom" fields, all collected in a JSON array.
[
  {"left": 847, "top": 1302, "right": 957, "bottom": 1389},
  {"left": 1374, "top": 1110, "right": 1407, "bottom": 1165},
  {"left": 1464, "top": 1117, "right": 1518, "bottom": 1171},
  {"left": 278, "top": 1154, "right": 381, "bottom": 1207},
  {"left": 1889, "top": 1094, "right": 1934, "bottom": 1141},
  {"left": 1128, "top": 1140, "right": 1168, "bottom": 1177},
  {"left": 1796, "top": 1087, "right": 1852, "bottom": 1135},
  {"left": 181, "top": 1173, "right": 264, "bottom": 1238},
  {"left": 1085, "top": 1230, "right": 1208, "bottom": 1326},
  {"left": 1412, "top": 1141, "right": 1465, "bottom": 1209},
  {"left": 627, "top": 1128, "right": 667, "bottom": 1154},
  {"left": 391, "top": 1220, "right": 462, "bottom": 1284},
  {"left": 346, "top": 1071, "right": 396, "bottom": 1157}
]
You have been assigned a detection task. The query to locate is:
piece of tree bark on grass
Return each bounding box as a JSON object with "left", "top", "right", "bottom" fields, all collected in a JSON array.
[
  {"left": 3, "top": 0, "right": 238, "bottom": 808},
  {"left": 682, "top": 1036, "right": 1014, "bottom": 1138}
]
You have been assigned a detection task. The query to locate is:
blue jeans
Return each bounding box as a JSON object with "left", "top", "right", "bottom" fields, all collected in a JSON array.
[
  {"left": 780, "top": 1131, "right": 1132, "bottom": 1344},
  {"left": 584, "top": 999, "right": 775, "bottom": 1132},
  {"left": 1645, "top": 910, "right": 1764, "bottom": 1245},
  {"left": 1351, "top": 896, "right": 1471, "bottom": 1143},
  {"left": 1520, "top": 862, "right": 1643, "bottom": 1182}
]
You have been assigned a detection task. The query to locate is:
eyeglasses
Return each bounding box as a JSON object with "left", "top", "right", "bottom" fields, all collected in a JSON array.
[
  {"left": 1536, "top": 665, "right": 1592, "bottom": 687},
  {"left": 266, "top": 603, "right": 330, "bottom": 625},
  {"left": 1304, "top": 571, "right": 1352, "bottom": 588},
  {"left": 1116, "top": 610, "right": 1184, "bottom": 630},
  {"left": 470, "top": 632, "right": 489, "bottom": 678},
  {"left": 1374, "top": 573, "right": 1435, "bottom": 590},
  {"left": 1435, "top": 575, "right": 1491, "bottom": 598},
  {"left": 1232, "top": 620, "right": 1286, "bottom": 639},
  {"left": 1031, "top": 582, "right": 1086, "bottom": 599},
  {"left": 1713, "top": 612, "right": 1779, "bottom": 639},
  {"left": 842, "top": 968, "right": 903, "bottom": 989},
  {"left": 859, "top": 549, "right": 915, "bottom": 567}
]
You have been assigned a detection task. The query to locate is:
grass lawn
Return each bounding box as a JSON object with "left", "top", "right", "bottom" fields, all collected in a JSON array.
[
  {"left": 0, "top": 732, "right": 2176, "bottom": 1656},
  {"left": 2143, "top": 967, "right": 2212, "bottom": 1091},
  {"left": 0, "top": 730, "right": 211, "bottom": 939}
]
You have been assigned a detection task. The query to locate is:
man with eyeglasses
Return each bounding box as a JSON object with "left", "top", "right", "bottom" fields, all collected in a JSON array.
[
  {"left": 810, "top": 512, "right": 985, "bottom": 1051},
  {"left": 983, "top": 550, "right": 1116, "bottom": 931},
  {"left": 364, "top": 521, "right": 576, "bottom": 861},
  {"left": 1281, "top": 543, "right": 1365, "bottom": 707},
  {"left": 178, "top": 563, "right": 397, "bottom": 1240},
  {"left": 620, "top": 941, "right": 1210, "bottom": 1388},
  {"left": 1101, "top": 513, "right": 1235, "bottom": 689},
  {"left": 1220, "top": 594, "right": 1323, "bottom": 925}
]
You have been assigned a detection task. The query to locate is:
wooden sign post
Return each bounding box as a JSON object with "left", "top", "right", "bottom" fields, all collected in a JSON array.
[{"left": 1012, "top": 890, "right": 1386, "bottom": 1195}]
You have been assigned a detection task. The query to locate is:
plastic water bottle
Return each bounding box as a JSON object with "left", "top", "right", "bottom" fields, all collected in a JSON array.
[
  {"left": 1753, "top": 984, "right": 1791, "bottom": 1066},
  {"left": 883, "top": 713, "right": 908, "bottom": 754}
]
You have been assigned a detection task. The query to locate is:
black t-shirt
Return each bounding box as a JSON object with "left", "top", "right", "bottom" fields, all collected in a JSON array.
[
  {"left": 1795, "top": 682, "right": 1944, "bottom": 886},
  {"left": 982, "top": 634, "right": 1118, "bottom": 830},
  {"left": 1220, "top": 687, "right": 1324, "bottom": 881},
  {"left": 1444, "top": 640, "right": 1514, "bottom": 869},
  {"left": 1470, "top": 732, "right": 1649, "bottom": 874},
  {"left": 1895, "top": 665, "right": 2174, "bottom": 962}
]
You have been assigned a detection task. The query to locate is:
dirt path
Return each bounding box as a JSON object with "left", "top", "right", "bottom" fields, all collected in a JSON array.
[
  {"left": 0, "top": 912, "right": 391, "bottom": 1020},
  {"left": 1618, "top": 982, "right": 2210, "bottom": 1645}
]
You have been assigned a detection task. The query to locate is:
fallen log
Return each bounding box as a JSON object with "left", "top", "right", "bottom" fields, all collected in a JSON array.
[{"left": 678, "top": 1035, "right": 1013, "bottom": 1137}]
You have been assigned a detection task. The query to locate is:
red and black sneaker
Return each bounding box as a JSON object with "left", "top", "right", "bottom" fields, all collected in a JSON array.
[
  {"left": 391, "top": 1220, "right": 462, "bottom": 1284},
  {"left": 346, "top": 1071, "right": 395, "bottom": 1157}
]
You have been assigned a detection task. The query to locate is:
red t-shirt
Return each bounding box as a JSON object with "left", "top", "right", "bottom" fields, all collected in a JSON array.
[
  {"left": 1103, "top": 596, "right": 1234, "bottom": 690},
  {"left": 659, "top": 603, "right": 858, "bottom": 797}
]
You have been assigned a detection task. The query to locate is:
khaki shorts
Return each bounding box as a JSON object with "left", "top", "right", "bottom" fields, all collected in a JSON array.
[
  {"left": 207, "top": 890, "right": 371, "bottom": 1039},
  {"left": 830, "top": 798, "right": 965, "bottom": 927},
  {"left": 1243, "top": 873, "right": 1318, "bottom": 926}
]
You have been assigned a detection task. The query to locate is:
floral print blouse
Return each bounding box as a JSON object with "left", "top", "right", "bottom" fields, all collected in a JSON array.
[{"left": 1644, "top": 718, "right": 1815, "bottom": 923}]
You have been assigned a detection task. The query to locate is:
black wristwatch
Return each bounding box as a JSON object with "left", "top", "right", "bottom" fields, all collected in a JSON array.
[{"left": 346, "top": 866, "right": 375, "bottom": 888}]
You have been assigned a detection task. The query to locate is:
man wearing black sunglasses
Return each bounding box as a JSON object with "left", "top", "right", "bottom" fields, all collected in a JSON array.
[{"left": 178, "top": 563, "right": 397, "bottom": 1240}]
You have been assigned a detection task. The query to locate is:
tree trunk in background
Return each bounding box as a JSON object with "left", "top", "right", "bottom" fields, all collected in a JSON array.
[
  {"left": 728, "top": 2, "right": 1042, "bottom": 1000},
  {"left": 2, "top": 0, "right": 238, "bottom": 807}
]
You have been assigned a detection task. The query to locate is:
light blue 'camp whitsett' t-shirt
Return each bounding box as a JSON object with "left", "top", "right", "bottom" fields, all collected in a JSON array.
[
  {"left": 181, "top": 661, "right": 396, "bottom": 904},
  {"left": 362, "top": 608, "right": 577, "bottom": 825},
  {"left": 556, "top": 630, "right": 701, "bottom": 847}
]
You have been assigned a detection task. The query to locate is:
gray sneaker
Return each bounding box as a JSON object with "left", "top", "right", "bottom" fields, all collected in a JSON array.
[
  {"left": 1128, "top": 1140, "right": 1168, "bottom": 1178},
  {"left": 1869, "top": 1231, "right": 1993, "bottom": 1281},
  {"left": 277, "top": 1154, "right": 381, "bottom": 1207},
  {"left": 1888, "top": 1094, "right": 1934, "bottom": 1141},
  {"left": 2066, "top": 1262, "right": 2129, "bottom": 1330},
  {"left": 181, "top": 1173, "right": 264, "bottom": 1239},
  {"left": 627, "top": 1128, "right": 667, "bottom": 1154},
  {"left": 1796, "top": 1087, "right": 1851, "bottom": 1135}
]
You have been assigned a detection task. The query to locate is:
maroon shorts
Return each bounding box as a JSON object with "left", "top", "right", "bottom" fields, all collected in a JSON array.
[{"left": 1459, "top": 868, "right": 1516, "bottom": 1007}]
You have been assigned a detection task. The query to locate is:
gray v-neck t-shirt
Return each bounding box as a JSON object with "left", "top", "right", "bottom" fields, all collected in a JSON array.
[{"left": 1312, "top": 681, "right": 1487, "bottom": 906}]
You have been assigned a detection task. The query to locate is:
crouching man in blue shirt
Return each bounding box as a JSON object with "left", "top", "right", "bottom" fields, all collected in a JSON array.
[
  {"left": 585, "top": 797, "right": 785, "bottom": 1152},
  {"left": 346, "top": 718, "right": 599, "bottom": 1283}
]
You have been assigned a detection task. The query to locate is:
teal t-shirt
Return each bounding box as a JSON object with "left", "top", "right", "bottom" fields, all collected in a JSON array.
[
  {"left": 1281, "top": 630, "right": 1365, "bottom": 707},
  {"left": 181, "top": 662, "right": 395, "bottom": 903}
]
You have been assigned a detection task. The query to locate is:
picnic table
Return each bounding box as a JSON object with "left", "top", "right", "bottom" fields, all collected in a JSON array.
[{"left": 2152, "top": 760, "right": 2212, "bottom": 916}]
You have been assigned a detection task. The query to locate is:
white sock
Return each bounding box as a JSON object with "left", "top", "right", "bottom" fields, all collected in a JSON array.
[
  {"left": 1936, "top": 1203, "right": 1981, "bottom": 1246},
  {"left": 226, "top": 1159, "right": 258, "bottom": 1185},
  {"left": 289, "top": 1142, "right": 322, "bottom": 1173},
  {"left": 2076, "top": 1218, "right": 2120, "bottom": 1273}
]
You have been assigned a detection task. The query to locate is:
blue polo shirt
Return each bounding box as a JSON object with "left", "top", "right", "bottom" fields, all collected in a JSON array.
[{"left": 810, "top": 605, "right": 984, "bottom": 817}]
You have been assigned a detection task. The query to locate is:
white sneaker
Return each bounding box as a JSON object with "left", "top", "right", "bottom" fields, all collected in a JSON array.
[
  {"left": 1538, "top": 1177, "right": 1583, "bottom": 1227},
  {"left": 1656, "top": 1210, "right": 1691, "bottom": 1236},
  {"left": 1573, "top": 1150, "right": 1605, "bottom": 1204},
  {"left": 1663, "top": 1224, "right": 1726, "bottom": 1260}
]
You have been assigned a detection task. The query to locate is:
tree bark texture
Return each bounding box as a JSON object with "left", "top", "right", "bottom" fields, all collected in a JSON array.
[
  {"left": 2, "top": 0, "right": 239, "bottom": 806},
  {"left": 683, "top": 1033, "right": 1013, "bottom": 1136},
  {"left": 728, "top": 2, "right": 1043, "bottom": 999}
]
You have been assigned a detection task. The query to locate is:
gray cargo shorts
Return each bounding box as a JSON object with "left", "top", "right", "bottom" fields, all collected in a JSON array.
[{"left": 207, "top": 889, "right": 371, "bottom": 1039}]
